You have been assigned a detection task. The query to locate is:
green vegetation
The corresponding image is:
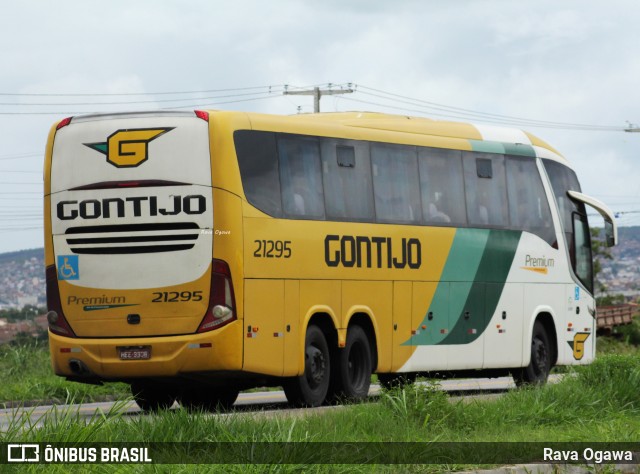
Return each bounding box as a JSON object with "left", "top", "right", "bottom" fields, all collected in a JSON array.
[
  {"left": 0, "top": 341, "right": 128, "bottom": 406},
  {"left": 1, "top": 354, "right": 639, "bottom": 472},
  {"left": 1, "top": 330, "right": 638, "bottom": 406},
  {"left": 0, "top": 304, "right": 46, "bottom": 323}
]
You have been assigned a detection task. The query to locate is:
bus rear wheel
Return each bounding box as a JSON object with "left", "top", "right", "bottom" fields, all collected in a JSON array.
[
  {"left": 283, "top": 325, "right": 330, "bottom": 407},
  {"left": 331, "top": 325, "right": 372, "bottom": 401},
  {"left": 131, "top": 381, "right": 176, "bottom": 412},
  {"left": 179, "top": 387, "right": 239, "bottom": 412},
  {"left": 514, "top": 321, "right": 551, "bottom": 387}
]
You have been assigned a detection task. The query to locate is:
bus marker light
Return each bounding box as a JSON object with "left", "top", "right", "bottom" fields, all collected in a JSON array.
[
  {"left": 440, "top": 329, "right": 448, "bottom": 334},
  {"left": 195, "top": 110, "right": 209, "bottom": 122},
  {"left": 467, "top": 329, "right": 477, "bottom": 335},
  {"left": 56, "top": 117, "right": 73, "bottom": 130},
  {"left": 188, "top": 343, "right": 212, "bottom": 349},
  {"left": 253, "top": 327, "right": 259, "bottom": 332},
  {"left": 60, "top": 348, "right": 81, "bottom": 353},
  {"left": 273, "top": 332, "right": 283, "bottom": 338},
  {"left": 421, "top": 325, "right": 426, "bottom": 330}
]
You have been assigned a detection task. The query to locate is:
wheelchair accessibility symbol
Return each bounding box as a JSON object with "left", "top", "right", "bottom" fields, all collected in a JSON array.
[{"left": 57, "top": 255, "right": 79, "bottom": 280}]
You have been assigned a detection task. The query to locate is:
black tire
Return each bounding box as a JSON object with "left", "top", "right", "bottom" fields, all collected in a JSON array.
[
  {"left": 131, "top": 381, "right": 176, "bottom": 412},
  {"left": 330, "top": 325, "right": 372, "bottom": 401},
  {"left": 283, "top": 325, "right": 331, "bottom": 407},
  {"left": 179, "top": 386, "right": 239, "bottom": 412},
  {"left": 514, "top": 321, "right": 552, "bottom": 387},
  {"left": 378, "top": 372, "right": 417, "bottom": 390}
]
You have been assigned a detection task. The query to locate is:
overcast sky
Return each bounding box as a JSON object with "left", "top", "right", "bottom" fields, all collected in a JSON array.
[{"left": 1, "top": 1, "right": 639, "bottom": 254}]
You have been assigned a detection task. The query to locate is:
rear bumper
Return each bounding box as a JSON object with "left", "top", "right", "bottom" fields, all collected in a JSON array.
[{"left": 48, "top": 321, "right": 243, "bottom": 380}]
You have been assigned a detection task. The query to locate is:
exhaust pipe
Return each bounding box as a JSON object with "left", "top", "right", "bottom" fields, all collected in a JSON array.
[{"left": 69, "top": 359, "right": 91, "bottom": 376}]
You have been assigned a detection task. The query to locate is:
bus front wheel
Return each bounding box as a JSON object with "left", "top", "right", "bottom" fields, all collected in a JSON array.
[
  {"left": 284, "top": 325, "right": 330, "bottom": 407},
  {"left": 514, "top": 321, "right": 551, "bottom": 386}
]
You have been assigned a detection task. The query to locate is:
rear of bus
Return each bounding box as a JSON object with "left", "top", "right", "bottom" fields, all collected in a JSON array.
[{"left": 44, "top": 111, "right": 242, "bottom": 394}]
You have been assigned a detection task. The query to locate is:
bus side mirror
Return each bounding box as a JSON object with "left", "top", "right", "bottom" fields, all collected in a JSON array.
[{"left": 605, "top": 220, "right": 615, "bottom": 247}]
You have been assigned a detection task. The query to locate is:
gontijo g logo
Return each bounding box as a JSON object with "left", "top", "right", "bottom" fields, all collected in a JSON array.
[{"left": 84, "top": 128, "right": 174, "bottom": 168}]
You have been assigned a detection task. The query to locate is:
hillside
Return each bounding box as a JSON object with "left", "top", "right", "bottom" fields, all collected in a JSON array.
[
  {"left": 0, "top": 248, "right": 45, "bottom": 308},
  {"left": 599, "top": 225, "right": 640, "bottom": 296}
]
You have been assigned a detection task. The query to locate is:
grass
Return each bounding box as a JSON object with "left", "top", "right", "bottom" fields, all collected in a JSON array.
[
  {"left": 1, "top": 353, "right": 639, "bottom": 472},
  {"left": 0, "top": 341, "right": 129, "bottom": 406},
  {"left": 2, "top": 334, "right": 637, "bottom": 406}
]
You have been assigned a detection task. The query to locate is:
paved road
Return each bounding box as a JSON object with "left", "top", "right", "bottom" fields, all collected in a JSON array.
[{"left": 0, "top": 376, "right": 524, "bottom": 432}]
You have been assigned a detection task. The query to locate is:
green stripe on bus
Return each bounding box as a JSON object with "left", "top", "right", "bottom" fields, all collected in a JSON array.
[
  {"left": 470, "top": 140, "right": 536, "bottom": 158},
  {"left": 469, "top": 140, "right": 505, "bottom": 154},
  {"left": 439, "top": 229, "right": 521, "bottom": 345},
  {"left": 503, "top": 143, "right": 536, "bottom": 157},
  {"left": 404, "top": 228, "right": 489, "bottom": 346},
  {"left": 404, "top": 229, "right": 521, "bottom": 346}
]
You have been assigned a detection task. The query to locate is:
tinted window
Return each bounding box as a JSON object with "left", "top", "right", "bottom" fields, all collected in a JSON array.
[
  {"left": 234, "top": 131, "right": 282, "bottom": 217},
  {"left": 506, "top": 156, "right": 555, "bottom": 245},
  {"left": 463, "top": 153, "right": 508, "bottom": 227},
  {"left": 543, "top": 159, "right": 591, "bottom": 287},
  {"left": 573, "top": 212, "right": 594, "bottom": 292},
  {"left": 371, "top": 143, "right": 421, "bottom": 224},
  {"left": 542, "top": 159, "right": 583, "bottom": 232},
  {"left": 321, "top": 139, "right": 374, "bottom": 221},
  {"left": 278, "top": 135, "right": 325, "bottom": 218},
  {"left": 418, "top": 147, "right": 466, "bottom": 226}
]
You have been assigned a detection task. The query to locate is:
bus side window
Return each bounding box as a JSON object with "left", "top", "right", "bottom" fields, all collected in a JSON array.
[
  {"left": 418, "top": 147, "right": 467, "bottom": 226},
  {"left": 371, "top": 143, "right": 421, "bottom": 224},
  {"left": 463, "top": 153, "right": 508, "bottom": 227},
  {"left": 278, "top": 135, "right": 325, "bottom": 219},
  {"left": 321, "top": 139, "right": 374, "bottom": 221},
  {"left": 505, "top": 155, "right": 555, "bottom": 245},
  {"left": 235, "top": 130, "right": 283, "bottom": 217}
]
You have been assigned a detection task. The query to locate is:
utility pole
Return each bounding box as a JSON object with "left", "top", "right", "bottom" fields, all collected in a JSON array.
[{"left": 283, "top": 84, "right": 354, "bottom": 113}]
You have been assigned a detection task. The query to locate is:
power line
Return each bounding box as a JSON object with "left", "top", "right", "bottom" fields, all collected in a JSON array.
[
  {"left": 0, "top": 152, "right": 41, "bottom": 161},
  {"left": 354, "top": 85, "right": 624, "bottom": 131},
  {"left": 0, "top": 84, "right": 283, "bottom": 97},
  {"left": 0, "top": 88, "right": 287, "bottom": 107},
  {"left": 0, "top": 87, "right": 285, "bottom": 115}
]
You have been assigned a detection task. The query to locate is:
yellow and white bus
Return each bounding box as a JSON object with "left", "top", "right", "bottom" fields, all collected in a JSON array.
[{"left": 44, "top": 110, "right": 617, "bottom": 410}]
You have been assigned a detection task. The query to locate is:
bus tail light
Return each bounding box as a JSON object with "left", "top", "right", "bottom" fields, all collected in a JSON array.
[
  {"left": 197, "top": 259, "right": 237, "bottom": 333},
  {"left": 46, "top": 265, "right": 76, "bottom": 338}
]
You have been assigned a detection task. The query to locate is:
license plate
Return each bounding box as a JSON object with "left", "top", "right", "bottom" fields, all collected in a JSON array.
[{"left": 118, "top": 346, "right": 151, "bottom": 360}]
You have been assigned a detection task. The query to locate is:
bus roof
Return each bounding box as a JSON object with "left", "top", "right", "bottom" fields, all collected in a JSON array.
[{"left": 228, "top": 110, "right": 567, "bottom": 165}]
